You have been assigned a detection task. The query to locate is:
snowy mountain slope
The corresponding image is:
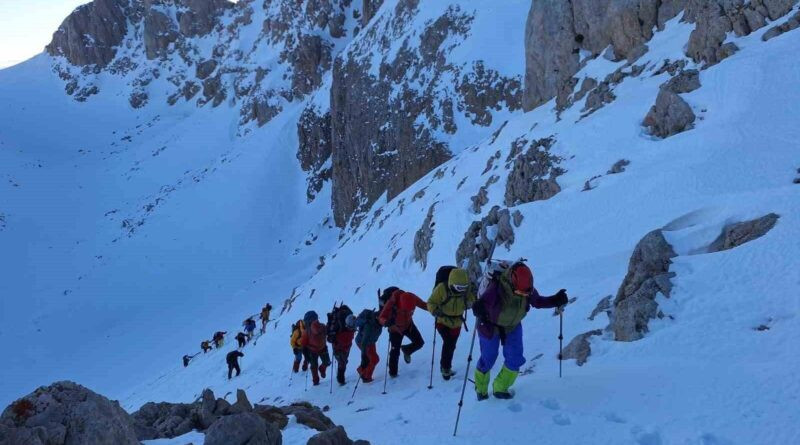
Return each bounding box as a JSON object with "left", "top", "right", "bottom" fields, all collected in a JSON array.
[
  {"left": 1, "top": 0, "right": 799, "bottom": 444},
  {"left": 125, "top": 12, "right": 799, "bottom": 445}
]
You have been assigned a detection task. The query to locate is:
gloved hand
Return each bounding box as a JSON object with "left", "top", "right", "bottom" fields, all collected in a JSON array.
[
  {"left": 472, "top": 300, "right": 487, "bottom": 320},
  {"left": 553, "top": 289, "right": 568, "bottom": 308}
]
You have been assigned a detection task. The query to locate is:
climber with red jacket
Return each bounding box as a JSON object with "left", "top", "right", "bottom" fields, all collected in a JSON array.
[
  {"left": 301, "top": 311, "right": 331, "bottom": 386},
  {"left": 378, "top": 288, "right": 428, "bottom": 377},
  {"left": 472, "top": 261, "right": 568, "bottom": 400}
]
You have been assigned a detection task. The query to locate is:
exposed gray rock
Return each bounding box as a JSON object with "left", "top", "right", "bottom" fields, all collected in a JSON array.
[
  {"left": 46, "top": 0, "right": 129, "bottom": 67},
  {"left": 297, "top": 105, "right": 332, "bottom": 202},
  {"left": 253, "top": 404, "right": 289, "bottom": 430},
  {"left": 504, "top": 137, "right": 563, "bottom": 206},
  {"left": 0, "top": 381, "right": 138, "bottom": 445},
  {"left": 285, "top": 34, "right": 332, "bottom": 96},
  {"left": 763, "top": 10, "right": 800, "bottom": 40},
  {"left": 413, "top": 204, "right": 436, "bottom": 270},
  {"left": 511, "top": 209, "right": 524, "bottom": 227},
  {"left": 280, "top": 402, "right": 334, "bottom": 432},
  {"left": 610, "top": 230, "right": 677, "bottom": 341},
  {"left": 470, "top": 187, "right": 489, "bottom": 214},
  {"left": 177, "top": 0, "right": 231, "bottom": 37},
  {"left": 200, "top": 74, "right": 227, "bottom": 107},
  {"left": 144, "top": 10, "right": 179, "bottom": 60},
  {"left": 643, "top": 89, "right": 695, "bottom": 138},
  {"left": 523, "top": 0, "right": 685, "bottom": 110},
  {"left": 129, "top": 91, "right": 148, "bottom": 109},
  {"left": 131, "top": 401, "right": 196, "bottom": 440},
  {"left": 456, "top": 206, "right": 515, "bottom": 284},
  {"left": 607, "top": 159, "right": 630, "bottom": 174},
  {"left": 661, "top": 69, "right": 700, "bottom": 94},
  {"left": 362, "top": 0, "right": 384, "bottom": 27},
  {"left": 582, "top": 81, "right": 616, "bottom": 114},
  {"left": 230, "top": 389, "right": 253, "bottom": 414},
  {"left": 562, "top": 330, "right": 603, "bottom": 366},
  {"left": 308, "top": 425, "right": 361, "bottom": 445},
  {"left": 588, "top": 295, "right": 612, "bottom": 321},
  {"left": 708, "top": 213, "right": 780, "bottom": 252},
  {"left": 196, "top": 59, "right": 218, "bottom": 80},
  {"left": 204, "top": 412, "right": 281, "bottom": 445}
]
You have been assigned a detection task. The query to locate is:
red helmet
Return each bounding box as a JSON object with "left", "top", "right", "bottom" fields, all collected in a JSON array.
[{"left": 510, "top": 263, "right": 533, "bottom": 295}]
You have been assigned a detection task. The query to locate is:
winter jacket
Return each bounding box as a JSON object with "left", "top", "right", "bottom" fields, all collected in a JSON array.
[
  {"left": 355, "top": 310, "right": 382, "bottom": 347},
  {"left": 333, "top": 329, "right": 355, "bottom": 353},
  {"left": 290, "top": 321, "right": 305, "bottom": 349},
  {"left": 476, "top": 268, "right": 562, "bottom": 337},
  {"left": 226, "top": 351, "right": 244, "bottom": 365},
  {"left": 379, "top": 290, "right": 428, "bottom": 334},
  {"left": 261, "top": 307, "right": 271, "bottom": 321},
  {"left": 301, "top": 320, "right": 328, "bottom": 353},
  {"left": 213, "top": 331, "right": 226, "bottom": 341},
  {"left": 427, "top": 282, "right": 476, "bottom": 329},
  {"left": 236, "top": 332, "right": 247, "bottom": 342}
]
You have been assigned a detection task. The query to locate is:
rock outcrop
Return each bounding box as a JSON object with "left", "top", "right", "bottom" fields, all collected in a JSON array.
[
  {"left": 0, "top": 381, "right": 139, "bottom": 445},
  {"left": 413, "top": 203, "right": 436, "bottom": 270},
  {"left": 280, "top": 402, "right": 335, "bottom": 432},
  {"left": 643, "top": 89, "right": 695, "bottom": 138},
  {"left": 298, "top": 105, "right": 333, "bottom": 202},
  {"left": 523, "top": 0, "right": 799, "bottom": 110},
  {"left": 456, "top": 206, "right": 515, "bottom": 284},
  {"left": 329, "top": 2, "right": 521, "bottom": 226},
  {"left": 708, "top": 213, "right": 780, "bottom": 252},
  {"left": 46, "top": 0, "right": 129, "bottom": 67},
  {"left": 204, "top": 412, "right": 281, "bottom": 445},
  {"left": 609, "top": 230, "right": 677, "bottom": 341},
  {"left": 504, "top": 137, "right": 564, "bottom": 206},
  {"left": 562, "top": 330, "right": 603, "bottom": 366},
  {"left": 308, "top": 425, "right": 371, "bottom": 445}
]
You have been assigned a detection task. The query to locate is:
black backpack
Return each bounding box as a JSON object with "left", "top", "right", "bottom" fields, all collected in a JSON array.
[
  {"left": 326, "top": 304, "right": 353, "bottom": 343},
  {"left": 435, "top": 265, "right": 456, "bottom": 289},
  {"left": 379, "top": 287, "right": 398, "bottom": 310}
]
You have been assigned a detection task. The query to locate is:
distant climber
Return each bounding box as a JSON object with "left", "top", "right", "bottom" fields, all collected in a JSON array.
[
  {"left": 236, "top": 332, "right": 247, "bottom": 349},
  {"left": 260, "top": 303, "right": 272, "bottom": 333},
  {"left": 213, "top": 331, "right": 226, "bottom": 348},
  {"left": 226, "top": 350, "right": 244, "bottom": 380},
  {"left": 243, "top": 318, "right": 256, "bottom": 341},
  {"left": 355, "top": 308, "right": 382, "bottom": 383},
  {"left": 379, "top": 288, "right": 428, "bottom": 377},
  {"left": 300, "top": 311, "right": 331, "bottom": 386},
  {"left": 290, "top": 320, "right": 309, "bottom": 373},
  {"left": 327, "top": 305, "right": 356, "bottom": 385},
  {"left": 427, "top": 267, "right": 475, "bottom": 380},
  {"left": 472, "top": 261, "right": 568, "bottom": 400},
  {"left": 201, "top": 341, "right": 211, "bottom": 353},
  {"left": 182, "top": 354, "right": 194, "bottom": 367}
]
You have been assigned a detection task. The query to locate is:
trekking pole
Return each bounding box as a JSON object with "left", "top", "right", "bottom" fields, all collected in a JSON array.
[
  {"left": 558, "top": 306, "right": 564, "bottom": 378},
  {"left": 350, "top": 372, "right": 361, "bottom": 399},
  {"left": 330, "top": 356, "right": 335, "bottom": 394},
  {"left": 382, "top": 337, "right": 391, "bottom": 395},
  {"left": 304, "top": 367, "right": 309, "bottom": 392},
  {"left": 454, "top": 318, "right": 478, "bottom": 437},
  {"left": 428, "top": 319, "right": 437, "bottom": 389}
]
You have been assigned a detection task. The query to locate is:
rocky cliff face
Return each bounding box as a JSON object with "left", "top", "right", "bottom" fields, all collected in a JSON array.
[
  {"left": 523, "top": 0, "right": 798, "bottom": 110},
  {"left": 46, "top": 0, "right": 130, "bottom": 67}
]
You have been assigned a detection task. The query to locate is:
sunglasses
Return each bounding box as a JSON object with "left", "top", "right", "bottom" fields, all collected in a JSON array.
[{"left": 450, "top": 284, "right": 469, "bottom": 293}]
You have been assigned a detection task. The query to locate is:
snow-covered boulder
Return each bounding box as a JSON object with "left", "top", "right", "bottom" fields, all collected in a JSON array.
[
  {"left": 0, "top": 381, "right": 138, "bottom": 445},
  {"left": 562, "top": 330, "right": 603, "bottom": 366},
  {"left": 308, "top": 425, "right": 371, "bottom": 445},
  {"left": 644, "top": 89, "right": 696, "bottom": 138}
]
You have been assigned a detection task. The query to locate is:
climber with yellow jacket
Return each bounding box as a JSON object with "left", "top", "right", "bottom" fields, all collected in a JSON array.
[
  {"left": 427, "top": 267, "right": 476, "bottom": 380},
  {"left": 290, "top": 320, "right": 309, "bottom": 373}
]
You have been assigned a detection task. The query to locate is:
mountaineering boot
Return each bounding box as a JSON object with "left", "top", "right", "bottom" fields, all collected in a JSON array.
[
  {"left": 475, "top": 369, "right": 490, "bottom": 401},
  {"left": 492, "top": 366, "right": 519, "bottom": 400},
  {"left": 441, "top": 368, "right": 457, "bottom": 380},
  {"left": 292, "top": 360, "right": 300, "bottom": 373},
  {"left": 302, "top": 361, "right": 309, "bottom": 371},
  {"left": 311, "top": 368, "right": 320, "bottom": 386},
  {"left": 337, "top": 368, "right": 346, "bottom": 386},
  {"left": 403, "top": 351, "right": 412, "bottom": 364},
  {"left": 319, "top": 364, "right": 327, "bottom": 379}
]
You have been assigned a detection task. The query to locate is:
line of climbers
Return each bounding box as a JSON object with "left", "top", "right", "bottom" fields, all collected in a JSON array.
[
  {"left": 287, "top": 260, "right": 568, "bottom": 399},
  {"left": 184, "top": 304, "right": 273, "bottom": 368}
]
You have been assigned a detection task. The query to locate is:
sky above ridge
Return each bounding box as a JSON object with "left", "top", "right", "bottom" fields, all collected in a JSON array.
[{"left": 0, "top": 0, "right": 88, "bottom": 69}]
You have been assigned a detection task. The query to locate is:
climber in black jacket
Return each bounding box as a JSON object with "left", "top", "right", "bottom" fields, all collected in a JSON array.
[{"left": 226, "top": 350, "right": 244, "bottom": 379}]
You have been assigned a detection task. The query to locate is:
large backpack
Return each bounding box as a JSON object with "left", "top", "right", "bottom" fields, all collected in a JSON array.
[
  {"left": 435, "top": 265, "right": 456, "bottom": 289},
  {"left": 303, "top": 311, "right": 318, "bottom": 328},
  {"left": 379, "top": 287, "right": 398, "bottom": 310},
  {"left": 326, "top": 304, "right": 354, "bottom": 343},
  {"left": 356, "top": 309, "right": 382, "bottom": 346}
]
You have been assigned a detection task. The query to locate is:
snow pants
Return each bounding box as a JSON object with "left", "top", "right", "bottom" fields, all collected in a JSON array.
[
  {"left": 292, "top": 348, "right": 308, "bottom": 372},
  {"left": 436, "top": 324, "right": 461, "bottom": 371},
  {"left": 476, "top": 324, "right": 525, "bottom": 373},
  {"left": 303, "top": 347, "right": 331, "bottom": 385},
  {"left": 357, "top": 343, "right": 379, "bottom": 380},
  {"left": 388, "top": 320, "right": 424, "bottom": 376},
  {"left": 227, "top": 362, "right": 240, "bottom": 379},
  {"left": 333, "top": 346, "right": 352, "bottom": 384}
]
